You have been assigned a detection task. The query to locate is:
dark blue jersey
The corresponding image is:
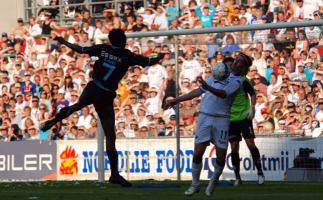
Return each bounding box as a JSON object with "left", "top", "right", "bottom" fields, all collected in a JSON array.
[{"left": 57, "top": 37, "right": 163, "bottom": 91}]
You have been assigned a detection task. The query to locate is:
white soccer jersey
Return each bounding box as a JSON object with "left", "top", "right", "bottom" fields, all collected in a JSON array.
[
  {"left": 194, "top": 74, "right": 242, "bottom": 149},
  {"left": 199, "top": 74, "right": 242, "bottom": 118}
]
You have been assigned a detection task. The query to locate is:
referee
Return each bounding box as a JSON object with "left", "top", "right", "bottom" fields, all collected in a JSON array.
[{"left": 40, "top": 29, "right": 164, "bottom": 187}]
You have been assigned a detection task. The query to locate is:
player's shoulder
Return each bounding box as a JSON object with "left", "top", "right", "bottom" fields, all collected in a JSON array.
[
  {"left": 205, "top": 76, "right": 214, "bottom": 83},
  {"left": 94, "top": 43, "right": 109, "bottom": 49},
  {"left": 123, "top": 48, "right": 132, "bottom": 53},
  {"left": 106, "top": 46, "right": 134, "bottom": 59},
  {"left": 245, "top": 77, "right": 254, "bottom": 85},
  {"left": 241, "top": 76, "right": 252, "bottom": 83},
  {"left": 120, "top": 48, "right": 134, "bottom": 57},
  {"left": 228, "top": 74, "right": 242, "bottom": 85},
  {"left": 206, "top": 76, "right": 221, "bottom": 85},
  {"left": 105, "top": 45, "right": 132, "bottom": 53}
]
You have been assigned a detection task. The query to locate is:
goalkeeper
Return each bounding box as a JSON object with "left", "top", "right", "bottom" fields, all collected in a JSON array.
[{"left": 224, "top": 56, "right": 265, "bottom": 186}]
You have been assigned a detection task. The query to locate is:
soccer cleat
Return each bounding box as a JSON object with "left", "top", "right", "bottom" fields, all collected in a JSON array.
[
  {"left": 205, "top": 179, "right": 216, "bottom": 196},
  {"left": 40, "top": 118, "right": 58, "bottom": 132},
  {"left": 258, "top": 175, "right": 265, "bottom": 185},
  {"left": 109, "top": 175, "right": 132, "bottom": 187},
  {"left": 184, "top": 185, "right": 200, "bottom": 196},
  {"left": 233, "top": 179, "right": 242, "bottom": 187}
]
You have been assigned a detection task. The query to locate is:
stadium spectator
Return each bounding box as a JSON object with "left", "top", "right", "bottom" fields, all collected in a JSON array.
[
  {"left": 165, "top": 0, "right": 179, "bottom": 24},
  {"left": 179, "top": 52, "right": 203, "bottom": 83},
  {"left": 28, "top": 17, "right": 42, "bottom": 37},
  {"left": 76, "top": 106, "right": 92, "bottom": 129},
  {"left": 147, "top": 62, "right": 167, "bottom": 90},
  {"left": 40, "top": 12, "right": 60, "bottom": 36},
  {"left": 195, "top": 3, "right": 216, "bottom": 27},
  {"left": 253, "top": 74, "right": 268, "bottom": 95},
  {"left": 133, "top": 15, "right": 148, "bottom": 32}
]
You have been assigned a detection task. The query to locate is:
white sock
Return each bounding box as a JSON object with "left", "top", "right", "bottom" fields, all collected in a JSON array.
[
  {"left": 192, "top": 162, "right": 202, "bottom": 186},
  {"left": 211, "top": 160, "right": 224, "bottom": 181}
]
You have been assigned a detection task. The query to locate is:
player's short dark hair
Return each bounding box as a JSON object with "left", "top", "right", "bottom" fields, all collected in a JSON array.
[
  {"left": 108, "top": 29, "right": 127, "bottom": 48},
  {"left": 223, "top": 57, "right": 235, "bottom": 67},
  {"left": 238, "top": 53, "right": 252, "bottom": 67}
]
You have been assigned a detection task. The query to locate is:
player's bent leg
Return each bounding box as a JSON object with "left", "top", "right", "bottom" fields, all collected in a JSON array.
[
  {"left": 245, "top": 139, "right": 265, "bottom": 185},
  {"left": 205, "top": 148, "right": 227, "bottom": 196},
  {"left": 230, "top": 141, "right": 242, "bottom": 186},
  {"left": 40, "top": 83, "right": 94, "bottom": 132},
  {"left": 40, "top": 103, "right": 84, "bottom": 132},
  {"left": 185, "top": 143, "right": 207, "bottom": 196}
]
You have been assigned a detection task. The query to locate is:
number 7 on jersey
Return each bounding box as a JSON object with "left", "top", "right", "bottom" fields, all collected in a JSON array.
[{"left": 102, "top": 62, "right": 116, "bottom": 81}]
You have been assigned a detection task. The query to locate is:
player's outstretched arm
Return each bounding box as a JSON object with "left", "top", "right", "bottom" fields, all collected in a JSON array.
[
  {"left": 163, "top": 89, "right": 203, "bottom": 109},
  {"left": 197, "top": 77, "right": 226, "bottom": 98},
  {"left": 130, "top": 52, "right": 165, "bottom": 67},
  {"left": 54, "top": 35, "right": 96, "bottom": 55}
]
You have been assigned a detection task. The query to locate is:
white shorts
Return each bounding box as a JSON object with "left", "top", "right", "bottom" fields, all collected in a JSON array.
[{"left": 194, "top": 113, "right": 230, "bottom": 149}]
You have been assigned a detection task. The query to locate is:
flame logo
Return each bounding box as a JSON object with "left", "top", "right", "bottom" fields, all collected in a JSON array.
[{"left": 60, "top": 146, "right": 78, "bottom": 175}]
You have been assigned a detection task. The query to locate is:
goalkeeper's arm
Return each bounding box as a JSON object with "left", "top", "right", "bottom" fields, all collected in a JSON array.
[
  {"left": 248, "top": 94, "right": 256, "bottom": 119},
  {"left": 243, "top": 80, "right": 256, "bottom": 120}
]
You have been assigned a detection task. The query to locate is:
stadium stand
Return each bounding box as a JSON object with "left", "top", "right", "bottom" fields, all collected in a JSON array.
[{"left": 0, "top": 0, "right": 322, "bottom": 141}]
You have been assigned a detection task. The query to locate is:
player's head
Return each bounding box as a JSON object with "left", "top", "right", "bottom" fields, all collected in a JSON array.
[
  {"left": 108, "top": 29, "right": 127, "bottom": 49},
  {"left": 223, "top": 57, "right": 235, "bottom": 68},
  {"left": 230, "top": 53, "right": 252, "bottom": 76}
]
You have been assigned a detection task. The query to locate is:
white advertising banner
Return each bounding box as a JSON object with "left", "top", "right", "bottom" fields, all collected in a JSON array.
[{"left": 56, "top": 137, "right": 323, "bottom": 181}]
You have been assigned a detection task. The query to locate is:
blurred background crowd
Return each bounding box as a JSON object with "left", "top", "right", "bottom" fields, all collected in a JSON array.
[{"left": 0, "top": 0, "right": 322, "bottom": 141}]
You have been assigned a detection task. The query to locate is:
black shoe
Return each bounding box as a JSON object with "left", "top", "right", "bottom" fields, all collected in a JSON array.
[
  {"left": 40, "top": 118, "right": 58, "bottom": 132},
  {"left": 109, "top": 175, "right": 132, "bottom": 187}
]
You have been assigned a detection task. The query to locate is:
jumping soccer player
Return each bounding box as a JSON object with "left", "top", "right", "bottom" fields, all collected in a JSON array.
[
  {"left": 224, "top": 55, "right": 265, "bottom": 186},
  {"left": 40, "top": 29, "right": 164, "bottom": 187},
  {"left": 164, "top": 54, "right": 250, "bottom": 196}
]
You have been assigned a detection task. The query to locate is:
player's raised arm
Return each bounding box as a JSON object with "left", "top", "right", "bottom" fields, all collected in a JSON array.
[
  {"left": 129, "top": 52, "right": 165, "bottom": 67},
  {"left": 55, "top": 36, "right": 97, "bottom": 55}
]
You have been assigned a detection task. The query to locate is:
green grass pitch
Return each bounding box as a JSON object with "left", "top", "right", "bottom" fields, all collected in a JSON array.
[{"left": 0, "top": 181, "right": 322, "bottom": 200}]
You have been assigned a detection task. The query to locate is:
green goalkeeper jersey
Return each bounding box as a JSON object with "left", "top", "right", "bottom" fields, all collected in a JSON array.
[{"left": 230, "top": 76, "right": 255, "bottom": 122}]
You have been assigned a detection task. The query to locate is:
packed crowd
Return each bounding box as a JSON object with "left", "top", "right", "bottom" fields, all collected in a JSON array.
[{"left": 0, "top": 0, "right": 322, "bottom": 141}]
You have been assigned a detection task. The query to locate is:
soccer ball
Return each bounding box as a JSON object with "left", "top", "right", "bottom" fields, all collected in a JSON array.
[{"left": 211, "top": 62, "right": 230, "bottom": 81}]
